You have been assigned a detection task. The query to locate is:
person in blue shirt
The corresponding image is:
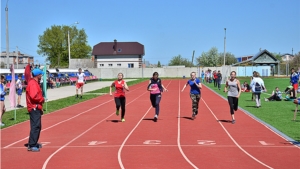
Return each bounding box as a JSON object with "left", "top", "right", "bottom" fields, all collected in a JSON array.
[
  {"left": 290, "top": 68, "right": 299, "bottom": 97},
  {"left": 201, "top": 70, "right": 205, "bottom": 83},
  {"left": 181, "top": 72, "right": 202, "bottom": 120},
  {"left": 0, "top": 75, "right": 7, "bottom": 127}
]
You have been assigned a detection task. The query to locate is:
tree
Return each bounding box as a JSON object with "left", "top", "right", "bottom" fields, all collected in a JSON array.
[
  {"left": 272, "top": 52, "right": 283, "bottom": 63},
  {"left": 157, "top": 61, "right": 161, "bottom": 67},
  {"left": 195, "top": 47, "right": 220, "bottom": 66},
  {"left": 37, "top": 25, "right": 92, "bottom": 68},
  {"left": 0, "top": 62, "right": 5, "bottom": 68},
  {"left": 218, "top": 52, "right": 237, "bottom": 65},
  {"left": 290, "top": 51, "right": 300, "bottom": 69},
  {"left": 168, "top": 55, "right": 194, "bottom": 67}
]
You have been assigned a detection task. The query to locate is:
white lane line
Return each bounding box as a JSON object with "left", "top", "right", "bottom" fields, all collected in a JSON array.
[
  {"left": 177, "top": 80, "right": 199, "bottom": 169},
  {"left": 3, "top": 84, "right": 146, "bottom": 148},
  {"left": 42, "top": 90, "right": 149, "bottom": 169},
  {"left": 201, "top": 98, "right": 273, "bottom": 169},
  {"left": 118, "top": 80, "right": 173, "bottom": 169}
]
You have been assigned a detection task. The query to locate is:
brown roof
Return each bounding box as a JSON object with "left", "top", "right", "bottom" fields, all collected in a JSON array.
[{"left": 92, "top": 42, "right": 144, "bottom": 56}]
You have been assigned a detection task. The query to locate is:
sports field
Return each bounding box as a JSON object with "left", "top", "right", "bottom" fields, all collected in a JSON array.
[{"left": 1, "top": 78, "right": 299, "bottom": 169}]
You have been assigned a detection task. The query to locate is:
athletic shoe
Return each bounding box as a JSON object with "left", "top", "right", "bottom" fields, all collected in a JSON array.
[
  {"left": 154, "top": 115, "right": 158, "bottom": 122},
  {"left": 0, "top": 122, "right": 5, "bottom": 127},
  {"left": 264, "top": 98, "right": 268, "bottom": 102},
  {"left": 27, "top": 147, "right": 40, "bottom": 152},
  {"left": 116, "top": 110, "right": 119, "bottom": 116},
  {"left": 27, "top": 143, "right": 43, "bottom": 151},
  {"left": 121, "top": 118, "right": 125, "bottom": 122},
  {"left": 191, "top": 113, "right": 196, "bottom": 120},
  {"left": 232, "top": 120, "right": 236, "bottom": 124}
]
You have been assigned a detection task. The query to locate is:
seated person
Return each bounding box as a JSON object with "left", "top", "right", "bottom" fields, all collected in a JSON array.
[
  {"left": 265, "top": 87, "right": 282, "bottom": 101},
  {"left": 242, "top": 81, "right": 250, "bottom": 92},
  {"left": 284, "top": 86, "right": 296, "bottom": 101},
  {"left": 293, "top": 97, "right": 300, "bottom": 120}
]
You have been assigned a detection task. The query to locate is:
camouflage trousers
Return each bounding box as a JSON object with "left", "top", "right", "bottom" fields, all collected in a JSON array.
[{"left": 190, "top": 94, "right": 201, "bottom": 115}]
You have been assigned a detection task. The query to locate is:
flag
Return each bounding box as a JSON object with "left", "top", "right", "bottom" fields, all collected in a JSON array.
[
  {"left": 24, "top": 63, "right": 32, "bottom": 85},
  {"left": 9, "top": 64, "right": 16, "bottom": 108},
  {"left": 43, "top": 66, "right": 47, "bottom": 99}
]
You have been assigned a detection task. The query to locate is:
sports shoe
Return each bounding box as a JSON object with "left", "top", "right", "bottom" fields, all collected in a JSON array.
[
  {"left": 116, "top": 110, "right": 119, "bottom": 116},
  {"left": 232, "top": 120, "right": 236, "bottom": 124},
  {"left": 264, "top": 98, "right": 268, "bottom": 102},
  {"left": 1, "top": 122, "right": 5, "bottom": 127},
  {"left": 121, "top": 118, "right": 125, "bottom": 122},
  {"left": 28, "top": 147, "right": 40, "bottom": 152},
  {"left": 191, "top": 113, "right": 196, "bottom": 120},
  {"left": 27, "top": 143, "right": 42, "bottom": 151},
  {"left": 154, "top": 115, "right": 158, "bottom": 122}
]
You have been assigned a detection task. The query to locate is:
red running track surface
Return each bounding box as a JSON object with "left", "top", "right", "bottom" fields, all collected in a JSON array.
[{"left": 1, "top": 80, "right": 299, "bottom": 169}]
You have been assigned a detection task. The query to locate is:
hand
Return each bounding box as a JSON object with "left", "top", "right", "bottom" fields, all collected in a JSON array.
[
  {"left": 164, "top": 88, "right": 168, "bottom": 92},
  {"left": 236, "top": 95, "right": 240, "bottom": 98},
  {"left": 110, "top": 92, "right": 112, "bottom": 96}
]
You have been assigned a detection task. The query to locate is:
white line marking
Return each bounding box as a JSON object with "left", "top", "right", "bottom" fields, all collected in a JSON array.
[
  {"left": 201, "top": 98, "right": 273, "bottom": 169},
  {"left": 3, "top": 84, "right": 146, "bottom": 148},
  {"left": 177, "top": 80, "right": 198, "bottom": 169},
  {"left": 143, "top": 140, "right": 161, "bottom": 145},
  {"left": 88, "top": 141, "right": 107, "bottom": 145},
  {"left": 259, "top": 141, "right": 274, "bottom": 146},
  {"left": 42, "top": 90, "right": 149, "bottom": 169}
]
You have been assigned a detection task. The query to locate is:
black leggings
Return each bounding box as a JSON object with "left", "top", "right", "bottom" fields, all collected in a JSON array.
[
  {"left": 114, "top": 97, "right": 126, "bottom": 119},
  {"left": 227, "top": 96, "right": 238, "bottom": 115},
  {"left": 150, "top": 94, "right": 161, "bottom": 116}
]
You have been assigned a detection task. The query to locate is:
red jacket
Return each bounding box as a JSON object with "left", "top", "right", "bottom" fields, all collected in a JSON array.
[{"left": 26, "top": 79, "right": 44, "bottom": 112}]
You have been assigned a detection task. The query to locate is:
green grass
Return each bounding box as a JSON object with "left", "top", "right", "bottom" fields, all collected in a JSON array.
[
  {"left": 204, "top": 77, "right": 300, "bottom": 142},
  {"left": 1, "top": 78, "right": 146, "bottom": 129}
]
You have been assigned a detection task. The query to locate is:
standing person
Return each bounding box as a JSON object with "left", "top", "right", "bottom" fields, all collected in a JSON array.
[
  {"left": 75, "top": 68, "right": 85, "bottom": 99},
  {"left": 290, "top": 68, "right": 299, "bottom": 97},
  {"left": 181, "top": 72, "right": 202, "bottom": 120},
  {"left": 201, "top": 70, "right": 205, "bottom": 83},
  {"left": 26, "top": 69, "right": 45, "bottom": 152},
  {"left": 217, "top": 70, "right": 222, "bottom": 90},
  {"left": 110, "top": 73, "right": 129, "bottom": 122},
  {"left": 147, "top": 72, "right": 168, "bottom": 122},
  {"left": 16, "top": 74, "right": 24, "bottom": 108},
  {"left": 250, "top": 72, "right": 267, "bottom": 108},
  {"left": 224, "top": 71, "right": 241, "bottom": 124},
  {"left": 213, "top": 71, "right": 218, "bottom": 87},
  {"left": 0, "top": 75, "right": 7, "bottom": 127}
]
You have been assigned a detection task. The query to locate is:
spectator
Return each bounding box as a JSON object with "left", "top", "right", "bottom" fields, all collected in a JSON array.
[
  {"left": 217, "top": 70, "right": 222, "bottom": 90},
  {"left": 290, "top": 68, "right": 299, "bottom": 97},
  {"left": 16, "top": 74, "right": 24, "bottom": 108},
  {"left": 284, "top": 86, "right": 296, "bottom": 101},
  {"left": 241, "top": 81, "right": 251, "bottom": 92},
  {"left": 265, "top": 87, "right": 282, "bottom": 101}
]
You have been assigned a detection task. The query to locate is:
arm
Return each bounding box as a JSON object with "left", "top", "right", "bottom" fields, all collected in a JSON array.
[
  {"left": 236, "top": 80, "right": 242, "bottom": 98},
  {"left": 181, "top": 82, "right": 188, "bottom": 92},
  {"left": 147, "top": 80, "right": 154, "bottom": 91},
  {"left": 109, "top": 82, "right": 114, "bottom": 96},
  {"left": 123, "top": 81, "right": 129, "bottom": 91},
  {"left": 195, "top": 79, "right": 202, "bottom": 89},
  {"left": 224, "top": 81, "right": 228, "bottom": 92},
  {"left": 161, "top": 84, "right": 168, "bottom": 92}
]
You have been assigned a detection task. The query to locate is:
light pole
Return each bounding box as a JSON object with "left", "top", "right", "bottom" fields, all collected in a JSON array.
[
  {"left": 5, "top": 0, "right": 10, "bottom": 68},
  {"left": 223, "top": 28, "right": 226, "bottom": 66},
  {"left": 68, "top": 21, "right": 79, "bottom": 68}
]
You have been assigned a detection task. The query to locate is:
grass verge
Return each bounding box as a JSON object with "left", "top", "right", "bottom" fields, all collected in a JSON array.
[
  {"left": 1, "top": 78, "right": 146, "bottom": 129},
  {"left": 204, "top": 77, "right": 300, "bottom": 142}
]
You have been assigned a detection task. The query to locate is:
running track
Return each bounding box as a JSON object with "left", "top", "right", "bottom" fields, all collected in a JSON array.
[{"left": 1, "top": 80, "right": 299, "bottom": 169}]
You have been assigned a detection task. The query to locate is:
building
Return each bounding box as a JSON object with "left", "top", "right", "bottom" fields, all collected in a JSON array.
[
  {"left": 236, "top": 55, "right": 253, "bottom": 62},
  {"left": 92, "top": 40, "right": 145, "bottom": 68},
  {"left": 1, "top": 51, "right": 34, "bottom": 67},
  {"left": 280, "top": 53, "right": 294, "bottom": 62}
]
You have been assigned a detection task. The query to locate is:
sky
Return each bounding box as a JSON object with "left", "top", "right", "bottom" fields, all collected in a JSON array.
[{"left": 1, "top": 0, "right": 300, "bottom": 65}]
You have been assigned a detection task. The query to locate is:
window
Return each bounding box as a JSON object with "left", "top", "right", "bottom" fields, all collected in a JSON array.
[
  {"left": 117, "top": 63, "right": 121, "bottom": 67},
  {"left": 128, "top": 63, "right": 134, "bottom": 68},
  {"left": 99, "top": 64, "right": 104, "bottom": 67},
  {"left": 108, "top": 64, "right": 113, "bottom": 67}
]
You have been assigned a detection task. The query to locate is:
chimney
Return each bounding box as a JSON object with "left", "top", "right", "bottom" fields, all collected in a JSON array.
[{"left": 113, "top": 39, "right": 117, "bottom": 55}]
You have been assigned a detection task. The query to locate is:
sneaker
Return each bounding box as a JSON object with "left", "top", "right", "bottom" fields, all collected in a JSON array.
[
  {"left": 1, "top": 122, "right": 5, "bottom": 127},
  {"left": 121, "top": 118, "right": 125, "bottom": 122},
  {"left": 27, "top": 143, "right": 42, "bottom": 151},
  {"left": 232, "top": 120, "right": 236, "bottom": 124},
  {"left": 154, "top": 115, "right": 158, "bottom": 122},
  {"left": 28, "top": 147, "right": 40, "bottom": 152},
  {"left": 75, "top": 95, "right": 78, "bottom": 99},
  {"left": 264, "top": 98, "right": 268, "bottom": 102},
  {"left": 191, "top": 114, "right": 195, "bottom": 120},
  {"left": 116, "top": 110, "right": 119, "bottom": 116}
]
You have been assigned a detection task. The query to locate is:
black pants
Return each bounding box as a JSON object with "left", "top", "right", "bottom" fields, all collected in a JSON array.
[
  {"left": 214, "top": 79, "right": 217, "bottom": 87},
  {"left": 217, "top": 79, "right": 221, "bottom": 89},
  {"left": 150, "top": 94, "right": 161, "bottom": 116},
  {"left": 268, "top": 94, "right": 281, "bottom": 101},
  {"left": 114, "top": 97, "right": 126, "bottom": 119},
  {"left": 227, "top": 96, "right": 238, "bottom": 115},
  {"left": 28, "top": 109, "right": 42, "bottom": 148}
]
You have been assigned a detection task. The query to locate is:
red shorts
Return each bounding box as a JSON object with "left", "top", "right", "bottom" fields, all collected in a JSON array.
[
  {"left": 293, "top": 84, "right": 298, "bottom": 91},
  {"left": 76, "top": 82, "right": 84, "bottom": 89}
]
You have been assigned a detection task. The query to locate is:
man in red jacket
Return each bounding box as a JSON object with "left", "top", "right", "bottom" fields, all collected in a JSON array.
[{"left": 26, "top": 69, "right": 44, "bottom": 152}]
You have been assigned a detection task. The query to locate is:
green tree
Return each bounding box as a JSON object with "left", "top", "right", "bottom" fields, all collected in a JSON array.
[
  {"left": 195, "top": 47, "right": 220, "bottom": 66},
  {"left": 157, "top": 61, "right": 161, "bottom": 67},
  {"left": 218, "top": 52, "right": 237, "bottom": 65},
  {"left": 272, "top": 52, "right": 283, "bottom": 63},
  {"left": 168, "top": 55, "right": 194, "bottom": 67},
  {"left": 37, "top": 25, "right": 92, "bottom": 68}
]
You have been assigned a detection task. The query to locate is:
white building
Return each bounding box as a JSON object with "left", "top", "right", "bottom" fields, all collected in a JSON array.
[{"left": 92, "top": 40, "right": 145, "bottom": 68}]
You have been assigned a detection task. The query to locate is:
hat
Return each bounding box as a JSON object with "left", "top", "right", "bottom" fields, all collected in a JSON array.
[{"left": 32, "top": 69, "right": 44, "bottom": 77}]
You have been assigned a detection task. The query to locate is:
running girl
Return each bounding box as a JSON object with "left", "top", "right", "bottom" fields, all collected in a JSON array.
[
  {"left": 0, "top": 75, "right": 7, "bottom": 127},
  {"left": 224, "top": 71, "right": 241, "bottom": 124},
  {"left": 75, "top": 68, "right": 85, "bottom": 99},
  {"left": 181, "top": 72, "right": 202, "bottom": 120},
  {"left": 110, "top": 73, "right": 129, "bottom": 122},
  {"left": 147, "top": 72, "right": 168, "bottom": 122}
]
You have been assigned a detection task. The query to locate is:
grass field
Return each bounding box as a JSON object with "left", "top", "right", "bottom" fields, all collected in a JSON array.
[
  {"left": 0, "top": 79, "right": 146, "bottom": 129},
  {"left": 204, "top": 77, "right": 300, "bottom": 142}
]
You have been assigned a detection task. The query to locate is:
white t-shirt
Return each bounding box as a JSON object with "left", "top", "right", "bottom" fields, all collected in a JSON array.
[
  {"left": 77, "top": 73, "right": 85, "bottom": 83},
  {"left": 16, "top": 79, "right": 22, "bottom": 89}
]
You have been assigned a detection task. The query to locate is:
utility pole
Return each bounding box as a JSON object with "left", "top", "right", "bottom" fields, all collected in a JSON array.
[
  {"left": 223, "top": 28, "right": 226, "bottom": 66},
  {"left": 16, "top": 46, "right": 18, "bottom": 69},
  {"left": 5, "top": 1, "right": 10, "bottom": 68}
]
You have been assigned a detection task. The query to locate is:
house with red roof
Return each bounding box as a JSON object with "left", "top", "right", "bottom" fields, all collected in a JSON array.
[{"left": 92, "top": 39, "right": 145, "bottom": 68}]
